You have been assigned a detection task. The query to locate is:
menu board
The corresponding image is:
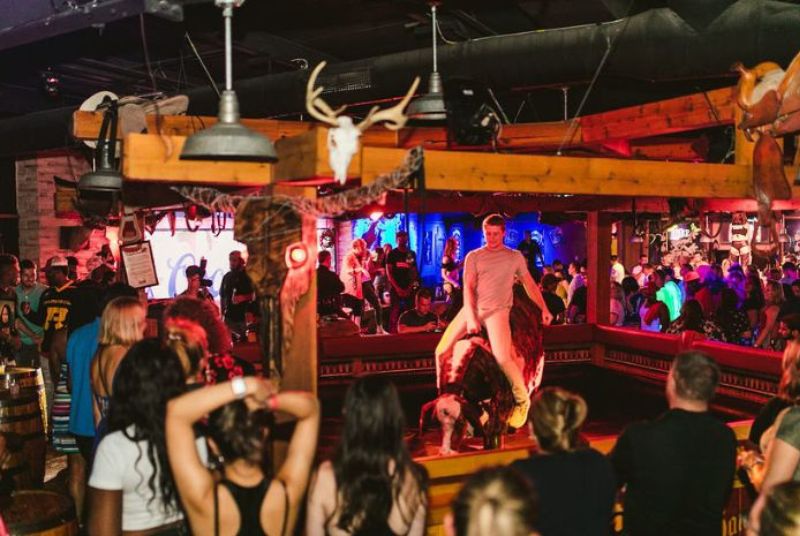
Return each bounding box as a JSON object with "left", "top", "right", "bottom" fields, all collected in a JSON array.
[{"left": 120, "top": 241, "right": 159, "bottom": 289}]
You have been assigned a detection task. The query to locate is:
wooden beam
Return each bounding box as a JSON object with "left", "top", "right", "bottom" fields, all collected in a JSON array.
[
  {"left": 361, "top": 147, "right": 793, "bottom": 199},
  {"left": 273, "top": 127, "right": 362, "bottom": 182},
  {"left": 580, "top": 87, "right": 735, "bottom": 143},
  {"left": 73, "top": 110, "right": 314, "bottom": 142},
  {"left": 122, "top": 133, "right": 272, "bottom": 186}
]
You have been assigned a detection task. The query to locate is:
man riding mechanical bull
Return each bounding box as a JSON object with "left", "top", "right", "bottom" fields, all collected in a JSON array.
[{"left": 421, "top": 214, "right": 552, "bottom": 454}]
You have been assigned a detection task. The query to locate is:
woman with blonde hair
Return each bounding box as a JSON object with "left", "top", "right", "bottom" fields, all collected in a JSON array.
[
  {"left": 90, "top": 296, "right": 147, "bottom": 429},
  {"left": 511, "top": 387, "right": 615, "bottom": 536},
  {"left": 341, "top": 238, "right": 370, "bottom": 328},
  {"left": 445, "top": 466, "right": 538, "bottom": 536}
]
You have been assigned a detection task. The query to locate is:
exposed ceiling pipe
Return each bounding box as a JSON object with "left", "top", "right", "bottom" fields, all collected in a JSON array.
[{"left": 1, "top": 0, "right": 800, "bottom": 156}]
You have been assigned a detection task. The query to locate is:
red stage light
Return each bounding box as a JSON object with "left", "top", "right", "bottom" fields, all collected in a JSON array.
[{"left": 285, "top": 243, "right": 309, "bottom": 269}]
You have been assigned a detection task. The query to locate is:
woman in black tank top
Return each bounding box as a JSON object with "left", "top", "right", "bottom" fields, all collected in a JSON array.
[
  {"left": 306, "top": 376, "right": 428, "bottom": 536},
  {"left": 167, "top": 378, "right": 319, "bottom": 536}
]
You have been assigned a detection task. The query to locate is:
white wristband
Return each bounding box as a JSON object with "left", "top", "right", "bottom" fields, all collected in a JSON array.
[{"left": 231, "top": 377, "right": 247, "bottom": 400}]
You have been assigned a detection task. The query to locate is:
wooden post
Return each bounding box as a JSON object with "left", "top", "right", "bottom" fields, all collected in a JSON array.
[
  {"left": 587, "top": 211, "right": 612, "bottom": 325},
  {"left": 270, "top": 186, "right": 318, "bottom": 472}
]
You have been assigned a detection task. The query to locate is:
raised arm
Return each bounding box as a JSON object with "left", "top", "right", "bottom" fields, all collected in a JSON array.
[{"left": 166, "top": 378, "right": 287, "bottom": 514}]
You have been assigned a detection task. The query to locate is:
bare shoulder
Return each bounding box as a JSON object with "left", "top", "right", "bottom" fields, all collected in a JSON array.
[{"left": 312, "top": 461, "right": 337, "bottom": 493}]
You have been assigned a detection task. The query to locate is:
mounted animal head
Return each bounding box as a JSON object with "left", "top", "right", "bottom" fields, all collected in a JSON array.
[{"left": 305, "top": 61, "right": 420, "bottom": 184}]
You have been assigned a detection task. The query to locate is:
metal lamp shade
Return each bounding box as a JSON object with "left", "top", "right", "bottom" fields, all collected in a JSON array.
[
  {"left": 181, "top": 90, "right": 277, "bottom": 162},
  {"left": 630, "top": 234, "right": 644, "bottom": 243},
  {"left": 407, "top": 72, "right": 447, "bottom": 121},
  {"left": 78, "top": 168, "right": 122, "bottom": 192}
]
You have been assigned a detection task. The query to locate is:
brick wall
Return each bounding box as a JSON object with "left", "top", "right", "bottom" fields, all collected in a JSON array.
[{"left": 15, "top": 152, "right": 110, "bottom": 277}]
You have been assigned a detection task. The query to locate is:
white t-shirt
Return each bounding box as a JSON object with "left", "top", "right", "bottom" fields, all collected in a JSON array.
[
  {"left": 463, "top": 246, "right": 527, "bottom": 316},
  {"left": 89, "top": 427, "right": 208, "bottom": 531}
]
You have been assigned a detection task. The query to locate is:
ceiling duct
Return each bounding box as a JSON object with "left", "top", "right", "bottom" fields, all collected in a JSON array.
[
  {"left": 0, "top": 0, "right": 188, "bottom": 53},
  {"left": 2, "top": 0, "right": 800, "bottom": 155}
]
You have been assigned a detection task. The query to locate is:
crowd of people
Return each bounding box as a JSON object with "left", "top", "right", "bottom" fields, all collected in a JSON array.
[
  {"left": 3, "top": 227, "right": 800, "bottom": 534},
  {"left": 531, "top": 251, "right": 800, "bottom": 351}
]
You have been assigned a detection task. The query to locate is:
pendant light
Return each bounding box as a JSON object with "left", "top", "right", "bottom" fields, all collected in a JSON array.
[
  {"left": 181, "top": 0, "right": 277, "bottom": 162},
  {"left": 407, "top": 3, "right": 447, "bottom": 121},
  {"left": 77, "top": 96, "right": 123, "bottom": 218}
]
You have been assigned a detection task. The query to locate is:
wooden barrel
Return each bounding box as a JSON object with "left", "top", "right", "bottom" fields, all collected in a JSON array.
[
  {"left": 0, "top": 391, "right": 46, "bottom": 488},
  {"left": 0, "top": 368, "right": 47, "bottom": 432},
  {"left": 1, "top": 491, "right": 78, "bottom": 535}
]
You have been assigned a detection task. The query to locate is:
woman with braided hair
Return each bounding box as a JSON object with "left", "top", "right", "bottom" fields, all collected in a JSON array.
[{"left": 511, "top": 388, "right": 615, "bottom": 536}]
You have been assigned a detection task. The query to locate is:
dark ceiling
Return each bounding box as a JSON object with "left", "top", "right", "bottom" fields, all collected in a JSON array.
[{"left": 2, "top": 0, "right": 800, "bottom": 153}]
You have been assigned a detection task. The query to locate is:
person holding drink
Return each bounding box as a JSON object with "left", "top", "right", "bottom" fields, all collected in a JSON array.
[{"left": 398, "top": 289, "right": 444, "bottom": 334}]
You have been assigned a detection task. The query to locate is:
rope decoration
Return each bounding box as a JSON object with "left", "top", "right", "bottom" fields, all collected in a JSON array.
[{"left": 174, "top": 146, "right": 423, "bottom": 220}]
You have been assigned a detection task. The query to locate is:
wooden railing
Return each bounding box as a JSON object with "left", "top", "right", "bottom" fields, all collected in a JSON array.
[{"left": 318, "top": 325, "right": 780, "bottom": 536}]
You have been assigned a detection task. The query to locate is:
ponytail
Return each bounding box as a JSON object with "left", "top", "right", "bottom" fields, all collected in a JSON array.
[
  {"left": 451, "top": 466, "right": 537, "bottom": 536},
  {"left": 531, "top": 387, "right": 587, "bottom": 453}
]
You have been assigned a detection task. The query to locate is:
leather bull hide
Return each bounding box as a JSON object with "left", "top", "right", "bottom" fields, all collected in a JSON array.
[
  {"left": 419, "top": 285, "right": 545, "bottom": 455},
  {"left": 734, "top": 53, "right": 800, "bottom": 228}
]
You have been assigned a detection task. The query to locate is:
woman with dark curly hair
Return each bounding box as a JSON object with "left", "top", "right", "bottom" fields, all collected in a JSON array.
[
  {"left": 167, "top": 377, "right": 319, "bottom": 536},
  {"left": 306, "top": 375, "right": 428, "bottom": 536},
  {"left": 88, "top": 339, "right": 195, "bottom": 534}
]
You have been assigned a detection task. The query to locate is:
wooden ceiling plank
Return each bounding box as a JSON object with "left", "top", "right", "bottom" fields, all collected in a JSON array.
[
  {"left": 579, "top": 87, "right": 735, "bottom": 143},
  {"left": 122, "top": 133, "right": 272, "bottom": 186}
]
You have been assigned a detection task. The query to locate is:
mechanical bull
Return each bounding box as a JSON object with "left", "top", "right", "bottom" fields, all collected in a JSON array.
[{"left": 419, "top": 285, "right": 544, "bottom": 455}]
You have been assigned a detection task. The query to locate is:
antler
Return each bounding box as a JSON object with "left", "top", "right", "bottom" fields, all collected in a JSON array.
[
  {"left": 357, "top": 75, "right": 421, "bottom": 132},
  {"left": 305, "top": 61, "right": 346, "bottom": 127}
]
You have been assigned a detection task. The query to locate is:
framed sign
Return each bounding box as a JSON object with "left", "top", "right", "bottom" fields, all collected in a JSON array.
[{"left": 121, "top": 241, "right": 159, "bottom": 289}]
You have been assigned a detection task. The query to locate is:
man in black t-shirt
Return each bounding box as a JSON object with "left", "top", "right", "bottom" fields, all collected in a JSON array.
[
  {"left": 386, "top": 231, "right": 419, "bottom": 332},
  {"left": 517, "top": 230, "right": 544, "bottom": 282},
  {"left": 220, "top": 251, "right": 255, "bottom": 341},
  {"left": 398, "top": 288, "right": 440, "bottom": 334},
  {"left": 610, "top": 351, "right": 736, "bottom": 536}
]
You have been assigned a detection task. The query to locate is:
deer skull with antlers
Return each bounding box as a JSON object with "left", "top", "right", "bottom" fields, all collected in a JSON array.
[{"left": 306, "top": 61, "right": 420, "bottom": 184}]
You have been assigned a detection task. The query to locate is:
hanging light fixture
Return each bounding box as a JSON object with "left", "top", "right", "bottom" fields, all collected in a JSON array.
[
  {"left": 407, "top": 2, "right": 447, "bottom": 121},
  {"left": 181, "top": 0, "right": 277, "bottom": 162},
  {"left": 77, "top": 96, "right": 123, "bottom": 218}
]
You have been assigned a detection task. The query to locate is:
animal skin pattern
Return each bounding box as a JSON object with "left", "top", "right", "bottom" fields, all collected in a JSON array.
[{"left": 420, "top": 285, "right": 545, "bottom": 455}]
